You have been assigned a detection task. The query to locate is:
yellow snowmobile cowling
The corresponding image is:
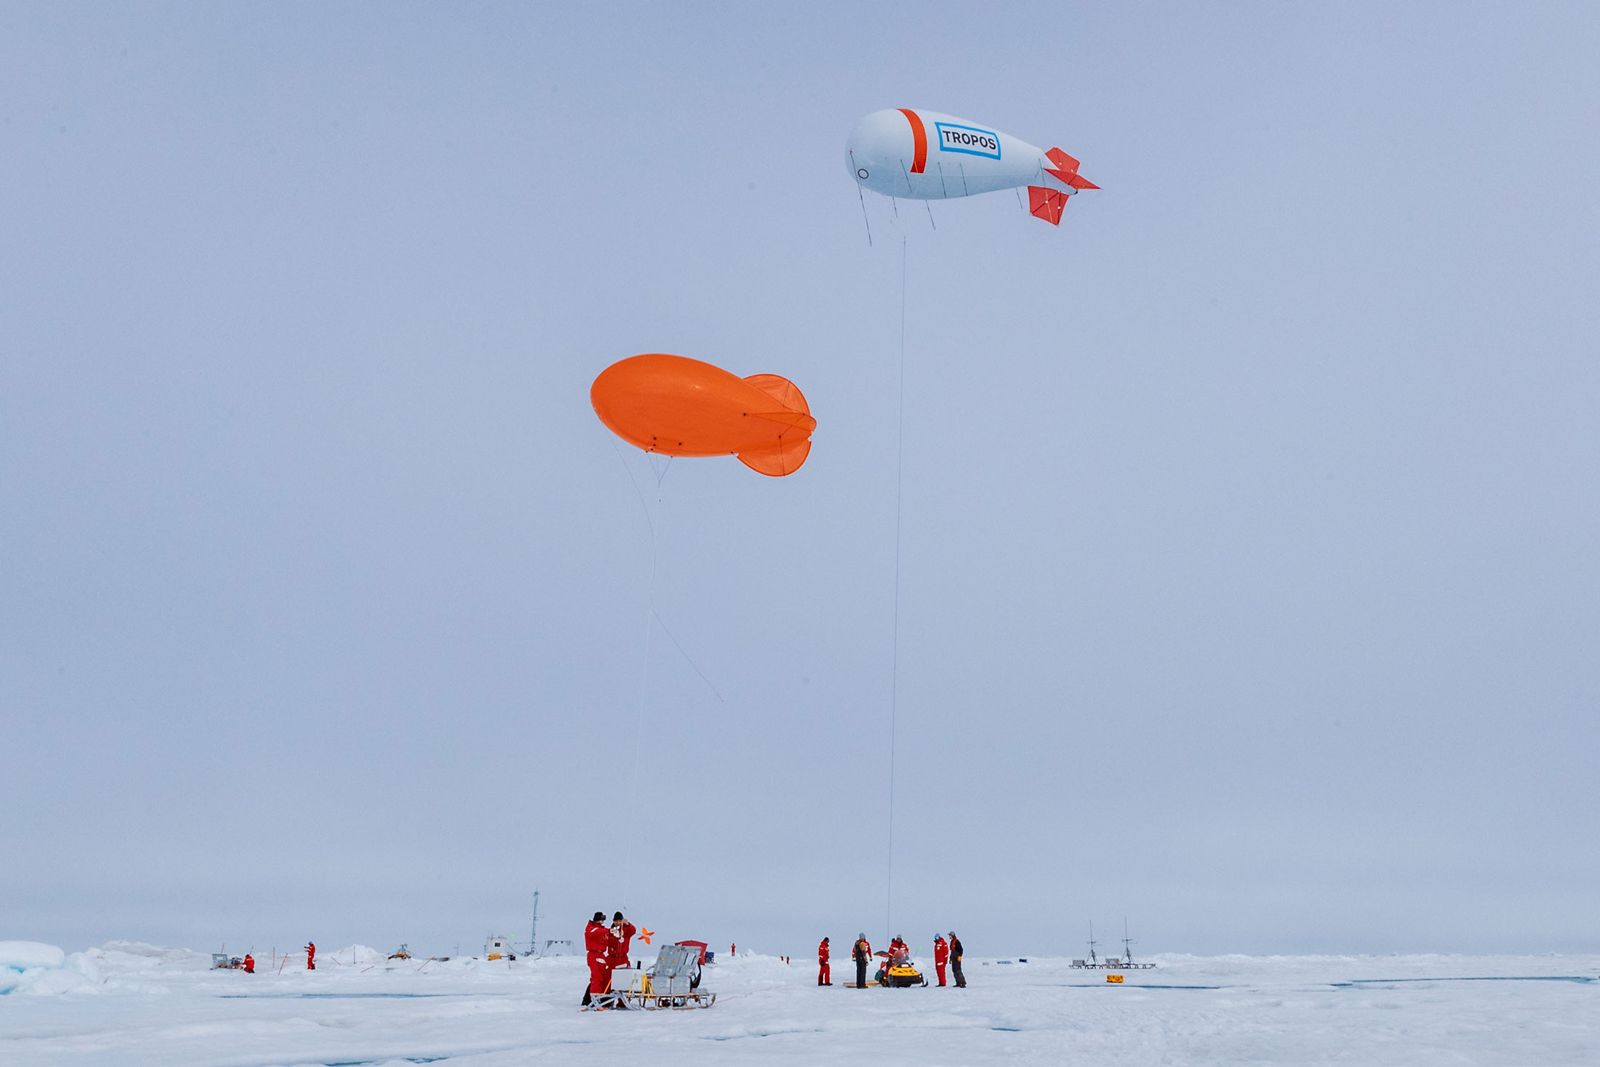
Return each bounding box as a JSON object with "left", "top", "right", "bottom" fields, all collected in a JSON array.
[{"left": 882, "top": 964, "right": 928, "bottom": 988}]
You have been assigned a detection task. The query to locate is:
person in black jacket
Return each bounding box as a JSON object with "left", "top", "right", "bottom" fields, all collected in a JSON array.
[
  {"left": 948, "top": 931, "right": 966, "bottom": 988},
  {"left": 852, "top": 933, "right": 871, "bottom": 988}
]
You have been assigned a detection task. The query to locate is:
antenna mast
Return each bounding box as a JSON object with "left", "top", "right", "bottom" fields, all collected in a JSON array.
[
  {"left": 529, "top": 890, "right": 540, "bottom": 957},
  {"left": 1122, "top": 916, "right": 1135, "bottom": 967},
  {"left": 1087, "top": 921, "right": 1099, "bottom": 966}
]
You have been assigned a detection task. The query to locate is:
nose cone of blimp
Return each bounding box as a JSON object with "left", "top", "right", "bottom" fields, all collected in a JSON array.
[{"left": 846, "top": 108, "right": 916, "bottom": 197}]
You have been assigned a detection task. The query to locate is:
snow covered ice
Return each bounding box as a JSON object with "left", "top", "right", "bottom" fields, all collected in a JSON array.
[{"left": 3, "top": 943, "right": 1598, "bottom": 1065}]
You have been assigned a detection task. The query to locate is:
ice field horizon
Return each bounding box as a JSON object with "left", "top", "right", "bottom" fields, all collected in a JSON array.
[{"left": 5, "top": 939, "right": 1598, "bottom": 1065}]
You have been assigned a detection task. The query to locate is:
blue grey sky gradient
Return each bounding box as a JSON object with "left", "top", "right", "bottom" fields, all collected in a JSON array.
[{"left": 3, "top": 1, "right": 1598, "bottom": 958}]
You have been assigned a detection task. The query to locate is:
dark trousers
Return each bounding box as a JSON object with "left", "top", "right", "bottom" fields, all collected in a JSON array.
[
  {"left": 953, "top": 959, "right": 965, "bottom": 987},
  {"left": 855, "top": 958, "right": 867, "bottom": 988}
]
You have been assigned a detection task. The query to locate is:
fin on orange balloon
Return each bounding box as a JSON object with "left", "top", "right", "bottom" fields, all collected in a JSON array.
[{"left": 591, "top": 354, "right": 815, "bottom": 476}]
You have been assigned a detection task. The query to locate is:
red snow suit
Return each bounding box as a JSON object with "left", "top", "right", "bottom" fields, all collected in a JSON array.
[
  {"left": 933, "top": 937, "right": 949, "bottom": 986},
  {"left": 585, "top": 921, "right": 614, "bottom": 995},
  {"left": 609, "top": 921, "right": 636, "bottom": 969},
  {"left": 242, "top": 954, "right": 254, "bottom": 974},
  {"left": 585, "top": 921, "right": 614, "bottom": 998},
  {"left": 817, "top": 938, "right": 831, "bottom": 985},
  {"left": 306, "top": 942, "right": 316, "bottom": 971}
]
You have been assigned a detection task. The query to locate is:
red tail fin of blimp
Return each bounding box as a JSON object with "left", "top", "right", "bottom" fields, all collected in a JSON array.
[
  {"left": 1028, "top": 186, "right": 1068, "bottom": 225},
  {"left": 744, "top": 373, "right": 810, "bottom": 417},
  {"left": 1045, "top": 147, "right": 1099, "bottom": 190},
  {"left": 739, "top": 373, "right": 815, "bottom": 476},
  {"left": 1031, "top": 147, "right": 1097, "bottom": 224},
  {"left": 738, "top": 437, "right": 812, "bottom": 476}
]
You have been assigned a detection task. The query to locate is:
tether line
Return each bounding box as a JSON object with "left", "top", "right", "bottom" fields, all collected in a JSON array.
[
  {"left": 886, "top": 235, "right": 908, "bottom": 945},
  {"left": 611, "top": 439, "right": 659, "bottom": 909}
]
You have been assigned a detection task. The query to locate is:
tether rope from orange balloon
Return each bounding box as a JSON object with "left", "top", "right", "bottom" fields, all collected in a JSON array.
[
  {"left": 608, "top": 442, "right": 723, "bottom": 909},
  {"left": 610, "top": 438, "right": 660, "bottom": 911}
]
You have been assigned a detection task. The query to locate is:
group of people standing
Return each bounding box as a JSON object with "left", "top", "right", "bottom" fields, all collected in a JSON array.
[
  {"left": 934, "top": 933, "right": 965, "bottom": 987},
  {"left": 581, "top": 910, "right": 636, "bottom": 1006},
  {"left": 820, "top": 931, "right": 965, "bottom": 988}
]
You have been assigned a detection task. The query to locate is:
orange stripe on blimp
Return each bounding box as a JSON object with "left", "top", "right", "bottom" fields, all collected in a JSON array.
[{"left": 898, "top": 108, "right": 927, "bottom": 173}]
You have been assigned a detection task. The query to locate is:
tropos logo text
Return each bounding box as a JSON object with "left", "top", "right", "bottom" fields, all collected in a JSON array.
[{"left": 934, "top": 122, "right": 1001, "bottom": 159}]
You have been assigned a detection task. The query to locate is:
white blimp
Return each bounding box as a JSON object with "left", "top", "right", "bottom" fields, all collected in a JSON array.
[{"left": 846, "top": 108, "right": 1097, "bottom": 225}]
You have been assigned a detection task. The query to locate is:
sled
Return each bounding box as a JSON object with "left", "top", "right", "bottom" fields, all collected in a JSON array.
[{"left": 607, "top": 943, "right": 717, "bottom": 1010}]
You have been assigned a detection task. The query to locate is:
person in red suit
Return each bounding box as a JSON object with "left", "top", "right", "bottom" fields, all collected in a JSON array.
[
  {"left": 305, "top": 942, "right": 316, "bottom": 971},
  {"left": 582, "top": 912, "right": 614, "bottom": 1006},
  {"left": 242, "top": 953, "right": 255, "bottom": 974},
  {"left": 933, "top": 934, "right": 949, "bottom": 986},
  {"left": 817, "top": 937, "right": 831, "bottom": 986},
  {"left": 609, "top": 912, "right": 636, "bottom": 970}
]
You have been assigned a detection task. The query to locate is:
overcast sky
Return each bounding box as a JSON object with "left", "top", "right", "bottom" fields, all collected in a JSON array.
[{"left": 4, "top": 1, "right": 1598, "bottom": 960}]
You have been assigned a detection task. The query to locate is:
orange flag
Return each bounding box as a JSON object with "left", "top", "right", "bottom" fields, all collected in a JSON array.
[{"left": 638, "top": 927, "right": 654, "bottom": 945}]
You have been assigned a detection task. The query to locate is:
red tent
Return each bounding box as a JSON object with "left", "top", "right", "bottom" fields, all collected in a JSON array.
[{"left": 675, "top": 940, "right": 709, "bottom": 965}]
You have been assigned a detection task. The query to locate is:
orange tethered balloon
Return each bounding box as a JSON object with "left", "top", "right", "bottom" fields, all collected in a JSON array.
[{"left": 591, "top": 354, "right": 816, "bottom": 476}]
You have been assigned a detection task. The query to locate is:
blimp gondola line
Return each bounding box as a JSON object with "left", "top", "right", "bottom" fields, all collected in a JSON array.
[{"left": 849, "top": 149, "right": 873, "bottom": 246}]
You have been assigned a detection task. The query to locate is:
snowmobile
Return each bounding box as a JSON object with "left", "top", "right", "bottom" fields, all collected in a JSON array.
[{"left": 877, "top": 961, "right": 929, "bottom": 988}]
